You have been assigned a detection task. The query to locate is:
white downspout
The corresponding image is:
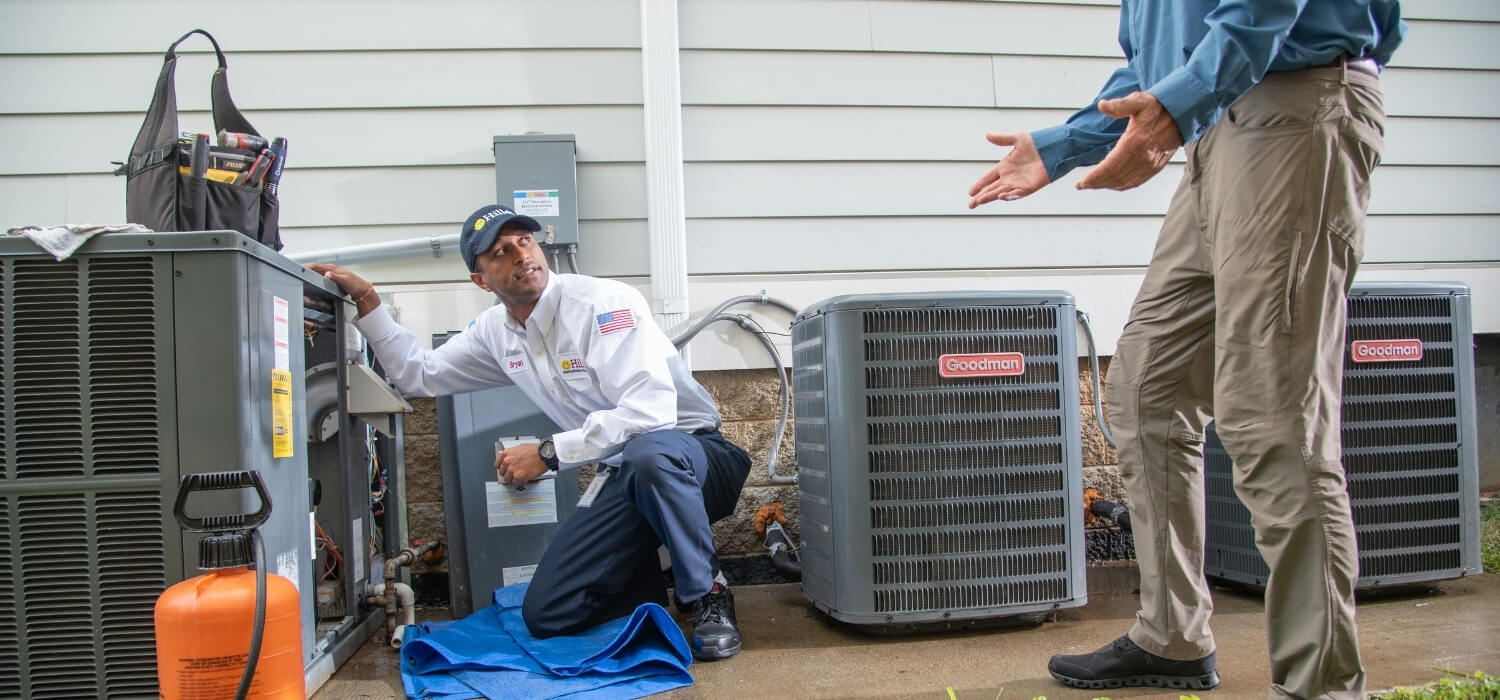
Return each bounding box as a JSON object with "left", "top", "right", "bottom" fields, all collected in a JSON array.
[{"left": 641, "top": 0, "right": 691, "bottom": 359}]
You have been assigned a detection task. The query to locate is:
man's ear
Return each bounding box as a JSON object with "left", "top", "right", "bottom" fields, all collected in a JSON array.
[{"left": 469, "top": 272, "right": 492, "bottom": 293}]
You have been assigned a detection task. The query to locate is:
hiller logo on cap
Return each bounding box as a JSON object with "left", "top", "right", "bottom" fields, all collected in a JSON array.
[
  {"left": 474, "top": 207, "right": 515, "bottom": 230},
  {"left": 1351, "top": 339, "right": 1423, "bottom": 363},
  {"left": 938, "top": 352, "right": 1025, "bottom": 378}
]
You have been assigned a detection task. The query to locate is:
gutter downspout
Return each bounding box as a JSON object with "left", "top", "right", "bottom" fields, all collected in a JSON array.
[{"left": 641, "top": 0, "right": 691, "bottom": 356}]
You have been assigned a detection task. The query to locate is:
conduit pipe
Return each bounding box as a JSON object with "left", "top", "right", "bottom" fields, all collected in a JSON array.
[{"left": 287, "top": 233, "right": 457, "bottom": 265}]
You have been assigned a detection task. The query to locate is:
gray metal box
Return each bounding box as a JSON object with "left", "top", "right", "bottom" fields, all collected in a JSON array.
[
  {"left": 434, "top": 333, "right": 580, "bottom": 617},
  {"left": 494, "top": 134, "right": 579, "bottom": 247},
  {"left": 790, "top": 291, "right": 1087, "bottom": 626},
  {"left": 0, "top": 232, "right": 350, "bottom": 697},
  {"left": 1204, "top": 282, "right": 1484, "bottom": 589}
]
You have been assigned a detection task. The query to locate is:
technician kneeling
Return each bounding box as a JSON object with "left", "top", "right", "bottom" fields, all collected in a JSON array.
[{"left": 308, "top": 204, "right": 752, "bottom": 661}]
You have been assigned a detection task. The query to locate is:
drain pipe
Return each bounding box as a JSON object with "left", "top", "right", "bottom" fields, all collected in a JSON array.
[
  {"left": 365, "top": 582, "right": 416, "bottom": 648},
  {"left": 370, "top": 539, "right": 443, "bottom": 648}
]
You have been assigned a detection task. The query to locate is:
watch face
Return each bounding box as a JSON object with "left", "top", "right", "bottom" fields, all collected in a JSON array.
[{"left": 539, "top": 440, "right": 555, "bottom": 459}]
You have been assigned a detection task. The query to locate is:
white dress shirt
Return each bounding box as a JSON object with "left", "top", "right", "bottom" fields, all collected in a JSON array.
[{"left": 355, "top": 273, "right": 720, "bottom": 467}]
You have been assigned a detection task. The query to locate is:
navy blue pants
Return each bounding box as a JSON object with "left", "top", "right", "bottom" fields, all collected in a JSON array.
[{"left": 522, "top": 428, "right": 750, "bottom": 638}]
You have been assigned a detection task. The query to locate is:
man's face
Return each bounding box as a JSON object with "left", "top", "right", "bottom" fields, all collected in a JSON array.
[{"left": 469, "top": 224, "right": 549, "bottom": 308}]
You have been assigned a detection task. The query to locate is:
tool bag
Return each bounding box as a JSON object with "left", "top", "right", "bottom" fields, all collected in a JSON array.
[{"left": 119, "top": 29, "right": 281, "bottom": 250}]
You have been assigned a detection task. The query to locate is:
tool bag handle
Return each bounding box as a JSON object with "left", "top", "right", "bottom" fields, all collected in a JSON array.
[{"left": 125, "top": 28, "right": 260, "bottom": 175}]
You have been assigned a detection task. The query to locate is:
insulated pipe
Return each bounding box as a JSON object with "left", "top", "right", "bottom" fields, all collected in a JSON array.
[
  {"left": 1076, "top": 310, "right": 1117, "bottom": 449},
  {"left": 698, "top": 313, "right": 796, "bottom": 484},
  {"left": 670, "top": 292, "right": 799, "bottom": 348},
  {"left": 286, "top": 233, "right": 458, "bottom": 265},
  {"left": 365, "top": 582, "right": 416, "bottom": 649},
  {"left": 380, "top": 540, "right": 441, "bottom": 646}
]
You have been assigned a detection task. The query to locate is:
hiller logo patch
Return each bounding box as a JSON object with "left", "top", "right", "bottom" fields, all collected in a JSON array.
[
  {"left": 1351, "top": 339, "right": 1423, "bottom": 363},
  {"left": 939, "top": 352, "right": 1025, "bottom": 378}
]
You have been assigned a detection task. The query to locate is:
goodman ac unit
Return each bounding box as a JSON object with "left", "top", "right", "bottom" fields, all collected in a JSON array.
[
  {"left": 1205, "top": 282, "right": 1483, "bottom": 590},
  {"left": 791, "top": 291, "right": 1087, "bottom": 626}
]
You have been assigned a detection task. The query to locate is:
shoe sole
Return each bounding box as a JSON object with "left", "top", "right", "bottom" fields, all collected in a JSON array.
[
  {"left": 1050, "top": 670, "right": 1220, "bottom": 691},
  {"left": 691, "top": 641, "right": 742, "bottom": 661}
]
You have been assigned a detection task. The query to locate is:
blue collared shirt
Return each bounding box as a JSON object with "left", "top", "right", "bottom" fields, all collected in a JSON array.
[{"left": 1032, "top": 0, "right": 1406, "bottom": 181}]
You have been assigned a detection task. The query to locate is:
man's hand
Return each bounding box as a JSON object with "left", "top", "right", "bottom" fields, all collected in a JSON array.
[
  {"left": 495, "top": 443, "right": 548, "bottom": 487},
  {"left": 1077, "top": 91, "right": 1182, "bottom": 191},
  {"left": 968, "top": 131, "right": 1052, "bottom": 208},
  {"left": 305, "top": 263, "right": 381, "bottom": 317}
]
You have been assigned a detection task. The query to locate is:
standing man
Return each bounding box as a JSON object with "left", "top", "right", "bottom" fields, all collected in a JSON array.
[
  {"left": 309, "top": 204, "right": 751, "bottom": 661},
  {"left": 968, "top": 2, "right": 1403, "bottom": 697}
]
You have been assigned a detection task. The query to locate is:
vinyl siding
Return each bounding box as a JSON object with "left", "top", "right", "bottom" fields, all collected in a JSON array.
[{"left": 0, "top": 0, "right": 1495, "bottom": 368}]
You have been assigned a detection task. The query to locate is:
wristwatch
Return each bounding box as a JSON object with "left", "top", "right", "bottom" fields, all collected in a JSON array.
[{"left": 537, "top": 438, "right": 559, "bottom": 471}]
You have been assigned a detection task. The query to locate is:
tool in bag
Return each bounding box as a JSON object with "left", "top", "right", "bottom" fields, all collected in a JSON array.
[{"left": 117, "top": 29, "right": 285, "bottom": 251}]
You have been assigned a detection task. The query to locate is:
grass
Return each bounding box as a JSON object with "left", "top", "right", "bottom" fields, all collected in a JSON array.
[
  {"left": 1372, "top": 670, "right": 1500, "bottom": 699},
  {"left": 1481, "top": 499, "right": 1499, "bottom": 574}
]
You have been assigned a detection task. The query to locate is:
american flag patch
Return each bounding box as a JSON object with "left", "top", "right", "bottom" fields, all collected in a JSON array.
[{"left": 596, "top": 309, "right": 635, "bottom": 335}]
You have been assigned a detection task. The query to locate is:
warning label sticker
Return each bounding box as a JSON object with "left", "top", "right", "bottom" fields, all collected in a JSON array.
[{"left": 272, "top": 369, "right": 293, "bottom": 458}]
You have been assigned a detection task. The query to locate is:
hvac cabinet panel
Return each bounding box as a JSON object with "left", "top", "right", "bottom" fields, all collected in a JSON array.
[
  {"left": 791, "top": 291, "right": 1087, "bottom": 625},
  {"left": 434, "top": 333, "right": 580, "bottom": 618},
  {"left": 0, "top": 232, "right": 348, "bottom": 697},
  {"left": 1204, "top": 282, "right": 1483, "bottom": 589}
]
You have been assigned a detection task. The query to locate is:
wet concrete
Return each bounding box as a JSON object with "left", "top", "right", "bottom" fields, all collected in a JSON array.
[{"left": 313, "top": 570, "right": 1500, "bottom": 699}]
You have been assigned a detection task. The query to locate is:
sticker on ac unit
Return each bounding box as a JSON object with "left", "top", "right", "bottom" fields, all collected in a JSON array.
[
  {"left": 1350, "top": 339, "right": 1423, "bottom": 363},
  {"left": 938, "top": 352, "right": 1025, "bottom": 378}
]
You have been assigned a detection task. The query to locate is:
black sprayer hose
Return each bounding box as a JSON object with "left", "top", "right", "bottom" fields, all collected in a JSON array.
[
  {"left": 764, "top": 522, "right": 802, "bottom": 581},
  {"left": 1089, "top": 498, "right": 1132, "bottom": 533},
  {"left": 235, "top": 529, "right": 268, "bottom": 700}
]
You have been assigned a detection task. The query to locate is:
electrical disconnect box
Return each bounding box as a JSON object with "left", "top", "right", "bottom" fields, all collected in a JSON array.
[
  {"left": 493, "top": 134, "right": 579, "bottom": 248},
  {"left": 0, "top": 232, "right": 407, "bottom": 697}
]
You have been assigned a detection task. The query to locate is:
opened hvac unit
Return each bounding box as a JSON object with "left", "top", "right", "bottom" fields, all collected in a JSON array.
[
  {"left": 1205, "top": 282, "right": 1483, "bottom": 590},
  {"left": 790, "top": 291, "right": 1087, "bottom": 626},
  {"left": 0, "top": 232, "right": 400, "bottom": 698}
]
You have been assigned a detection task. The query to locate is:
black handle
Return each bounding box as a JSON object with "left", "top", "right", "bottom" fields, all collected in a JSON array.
[
  {"left": 165, "top": 28, "right": 228, "bottom": 70},
  {"left": 174, "top": 470, "right": 273, "bottom": 533}
]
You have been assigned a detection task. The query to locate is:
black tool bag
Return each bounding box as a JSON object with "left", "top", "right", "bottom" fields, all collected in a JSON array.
[{"left": 119, "top": 29, "right": 281, "bottom": 250}]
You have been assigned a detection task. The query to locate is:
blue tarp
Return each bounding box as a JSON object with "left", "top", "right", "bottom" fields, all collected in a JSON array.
[{"left": 400, "top": 583, "right": 693, "bottom": 700}]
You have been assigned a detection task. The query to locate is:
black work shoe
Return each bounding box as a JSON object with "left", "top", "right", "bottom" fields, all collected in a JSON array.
[
  {"left": 688, "top": 583, "right": 741, "bottom": 661},
  {"left": 1048, "top": 635, "right": 1220, "bottom": 691}
]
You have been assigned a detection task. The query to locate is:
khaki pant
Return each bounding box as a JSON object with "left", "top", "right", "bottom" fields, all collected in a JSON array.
[{"left": 1108, "top": 63, "right": 1385, "bottom": 699}]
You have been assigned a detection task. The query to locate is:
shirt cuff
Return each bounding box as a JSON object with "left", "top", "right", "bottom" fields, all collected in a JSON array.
[
  {"left": 1149, "top": 68, "right": 1216, "bottom": 146},
  {"left": 353, "top": 304, "right": 401, "bottom": 343},
  {"left": 1030, "top": 123, "right": 1076, "bottom": 182},
  {"left": 552, "top": 427, "right": 590, "bottom": 467}
]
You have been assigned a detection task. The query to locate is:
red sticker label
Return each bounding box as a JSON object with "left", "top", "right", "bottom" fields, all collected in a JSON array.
[
  {"left": 1351, "top": 339, "right": 1423, "bottom": 363},
  {"left": 938, "top": 352, "right": 1025, "bottom": 378}
]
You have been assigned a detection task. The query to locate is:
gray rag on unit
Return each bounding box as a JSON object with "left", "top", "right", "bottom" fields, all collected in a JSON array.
[{"left": 6, "top": 224, "right": 152, "bottom": 261}]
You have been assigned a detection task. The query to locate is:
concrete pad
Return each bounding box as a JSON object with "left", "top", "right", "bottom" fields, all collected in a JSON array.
[{"left": 315, "top": 572, "right": 1500, "bottom": 699}]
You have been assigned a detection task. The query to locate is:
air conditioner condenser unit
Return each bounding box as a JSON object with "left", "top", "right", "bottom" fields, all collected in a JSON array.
[
  {"left": 1204, "top": 282, "right": 1484, "bottom": 590},
  {"left": 791, "top": 291, "right": 1087, "bottom": 626}
]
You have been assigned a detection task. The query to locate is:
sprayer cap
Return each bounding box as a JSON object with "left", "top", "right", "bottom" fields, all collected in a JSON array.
[{"left": 198, "top": 532, "right": 253, "bottom": 570}]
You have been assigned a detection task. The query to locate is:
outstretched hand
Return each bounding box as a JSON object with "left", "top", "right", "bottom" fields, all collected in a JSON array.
[
  {"left": 967, "top": 131, "right": 1051, "bottom": 208},
  {"left": 1077, "top": 91, "right": 1182, "bottom": 191}
]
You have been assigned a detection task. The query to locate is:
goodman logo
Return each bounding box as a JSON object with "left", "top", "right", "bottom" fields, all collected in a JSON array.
[
  {"left": 1351, "top": 339, "right": 1423, "bottom": 363},
  {"left": 939, "top": 352, "right": 1025, "bottom": 379}
]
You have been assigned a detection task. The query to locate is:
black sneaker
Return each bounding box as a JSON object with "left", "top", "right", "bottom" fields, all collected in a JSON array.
[
  {"left": 1048, "top": 635, "right": 1220, "bottom": 691},
  {"left": 688, "top": 583, "right": 741, "bottom": 661}
]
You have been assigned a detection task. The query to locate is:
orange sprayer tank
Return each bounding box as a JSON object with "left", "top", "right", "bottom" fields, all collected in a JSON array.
[{"left": 157, "top": 471, "right": 305, "bottom": 699}]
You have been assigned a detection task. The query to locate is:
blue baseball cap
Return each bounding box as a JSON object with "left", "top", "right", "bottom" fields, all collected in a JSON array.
[{"left": 459, "top": 204, "right": 542, "bottom": 272}]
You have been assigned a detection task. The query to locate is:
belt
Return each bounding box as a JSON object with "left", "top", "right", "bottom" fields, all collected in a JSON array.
[{"left": 1315, "top": 54, "right": 1380, "bottom": 79}]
